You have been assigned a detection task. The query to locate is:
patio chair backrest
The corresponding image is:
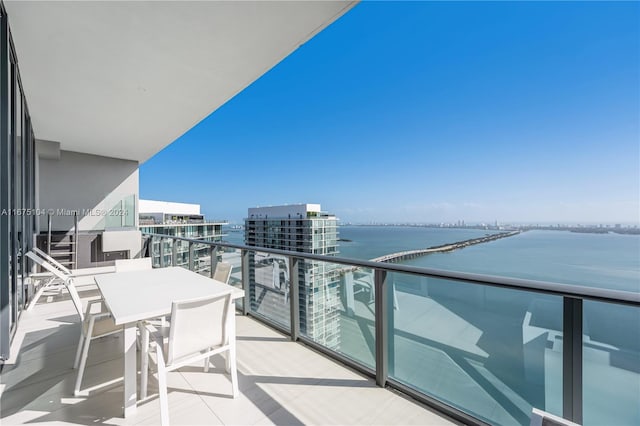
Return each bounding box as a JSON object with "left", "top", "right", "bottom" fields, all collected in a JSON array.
[
  {"left": 115, "top": 257, "right": 152, "bottom": 272},
  {"left": 32, "top": 246, "right": 71, "bottom": 275},
  {"left": 26, "top": 251, "right": 84, "bottom": 321},
  {"left": 167, "top": 292, "right": 232, "bottom": 366},
  {"left": 213, "top": 262, "right": 232, "bottom": 284},
  {"left": 26, "top": 251, "right": 69, "bottom": 283}
]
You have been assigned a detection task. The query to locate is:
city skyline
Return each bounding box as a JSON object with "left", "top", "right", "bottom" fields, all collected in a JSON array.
[{"left": 140, "top": 1, "right": 639, "bottom": 225}]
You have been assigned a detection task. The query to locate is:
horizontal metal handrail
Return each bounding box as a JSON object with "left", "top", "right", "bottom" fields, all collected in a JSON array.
[{"left": 143, "top": 231, "right": 639, "bottom": 306}]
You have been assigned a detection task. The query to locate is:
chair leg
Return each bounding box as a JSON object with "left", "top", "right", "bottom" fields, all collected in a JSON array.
[
  {"left": 157, "top": 353, "right": 170, "bottom": 426},
  {"left": 139, "top": 323, "right": 149, "bottom": 400},
  {"left": 73, "top": 331, "right": 85, "bottom": 369},
  {"left": 229, "top": 346, "right": 238, "bottom": 398},
  {"left": 26, "top": 278, "right": 52, "bottom": 311},
  {"left": 224, "top": 350, "right": 230, "bottom": 373},
  {"left": 74, "top": 333, "right": 92, "bottom": 396}
]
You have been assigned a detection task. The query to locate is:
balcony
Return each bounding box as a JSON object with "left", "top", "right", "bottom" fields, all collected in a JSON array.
[
  {"left": 2, "top": 233, "right": 639, "bottom": 424},
  {"left": 1, "top": 284, "right": 452, "bottom": 425},
  {"left": 117, "top": 234, "right": 640, "bottom": 425}
]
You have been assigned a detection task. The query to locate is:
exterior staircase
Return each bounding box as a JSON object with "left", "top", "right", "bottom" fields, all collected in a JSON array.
[
  {"left": 42, "top": 213, "right": 78, "bottom": 269},
  {"left": 45, "top": 232, "right": 77, "bottom": 269}
]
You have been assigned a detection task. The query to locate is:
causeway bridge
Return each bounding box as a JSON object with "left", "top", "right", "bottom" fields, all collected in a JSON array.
[{"left": 370, "top": 231, "right": 521, "bottom": 263}]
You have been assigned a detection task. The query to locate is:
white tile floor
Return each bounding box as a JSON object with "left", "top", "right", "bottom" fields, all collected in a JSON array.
[{"left": 1, "top": 287, "right": 456, "bottom": 425}]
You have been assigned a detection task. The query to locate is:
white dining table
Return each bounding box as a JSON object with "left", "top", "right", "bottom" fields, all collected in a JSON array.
[{"left": 94, "top": 266, "right": 244, "bottom": 418}]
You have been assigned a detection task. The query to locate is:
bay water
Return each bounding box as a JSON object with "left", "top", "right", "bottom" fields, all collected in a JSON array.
[{"left": 338, "top": 226, "right": 640, "bottom": 292}]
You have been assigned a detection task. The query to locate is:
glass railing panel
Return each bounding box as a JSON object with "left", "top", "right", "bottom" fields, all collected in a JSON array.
[
  {"left": 192, "top": 243, "right": 211, "bottom": 276},
  {"left": 104, "top": 193, "right": 136, "bottom": 229},
  {"left": 150, "top": 237, "right": 173, "bottom": 268},
  {"left": 583, "top": 301, "right": 640, "bottom": 426},
  {"left": 298, "top": 259, "right": 376, "bottom": 369},
  {"left": 220, "top": 246, "right": 244, "bottom": 311},
  {"left": 248, "top": 249, "right": 290, "bottom": 329},
  {"left": 388, "top": 272, "right": 562, "bottom": 426},
  {"left": 174, "top": 240, "right": 188, "bottom": 268},
  {"left": 164, "top": 238, "right": 175, "bottom": 267}
]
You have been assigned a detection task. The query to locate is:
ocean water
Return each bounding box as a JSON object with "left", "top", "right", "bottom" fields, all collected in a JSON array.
[{"left": 338, "top": 226, "right": 640, "bottom": 292}]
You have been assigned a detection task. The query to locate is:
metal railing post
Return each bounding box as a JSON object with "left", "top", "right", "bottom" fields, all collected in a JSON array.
[
  {"left": 158, "top": 237, "right": 165, "bottom": 268},
  {"left": 188, "top": 242, "right": 195, "bottom": 271},
  {"left": 289, "top": 256, "right": 300, "bottom": 341},
  {"left": 210, "top": 245, "right": 218, "bottom": 278},
  {"left": 563, "top": 296, "right": 583, "bottom": 424},
  {"left": 171, "top": 239, "right": 177, "bottom": 267},
  {"left": 46, "top": 213, "right": 51, "bottom": 255},
  {"left": 73, "top": 212, "right": 78, "bottom": 268},
  {"left": 241, "top": 249, "right": 250, "bottom": 316},
  {"left": 374, "top": 269, "right": 388, "bottom": 387}
]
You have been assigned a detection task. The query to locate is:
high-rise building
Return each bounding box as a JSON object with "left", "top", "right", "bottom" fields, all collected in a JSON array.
[
  {"left": 139, "top": 199, "right": 226, "bottom": 274},
  {"left": 245, "top": 204, "right": 341, "bottom": 348}
]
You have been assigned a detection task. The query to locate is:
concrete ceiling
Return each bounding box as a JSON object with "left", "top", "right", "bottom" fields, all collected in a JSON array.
[{"left": 4, "top": 1, "right": 357, "bottom": 163}]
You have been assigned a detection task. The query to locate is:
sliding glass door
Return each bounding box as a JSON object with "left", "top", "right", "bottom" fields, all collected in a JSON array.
[{"left": 0, "top": 6, "right": 36, "bottom": 360}]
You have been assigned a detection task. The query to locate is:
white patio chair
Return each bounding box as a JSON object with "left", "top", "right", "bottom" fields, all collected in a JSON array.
[
  {"left": 33, "top": 246, "right": 116, "bottom": 280},
  {"left": 142, "top": 292, "right": 238, "bottom": 426},
  {"left": 66, "top": 277, "right": 122, "bottom": 396},
  {"left": 213, "top": 261, "right": 232, "bottom": 284},
  {"left": 26, "top": 249, "right": 116, "bottom": 310},
  {"left": 115, "top": 256, "right": 161, "bottom": 363},
  {"left": 25, "top": 251, "right": 67, "bottom": 310},
  {"left": 115, "top": 257, "right": 152, "bottom": 272},
  {"left": 25, "top": 252, "right": 122, "bottom": 396}
]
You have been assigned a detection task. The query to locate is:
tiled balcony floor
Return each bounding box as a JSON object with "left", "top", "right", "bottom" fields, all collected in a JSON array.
[{"left": 1, "top": 287, "right": 456, "bottom": 425}]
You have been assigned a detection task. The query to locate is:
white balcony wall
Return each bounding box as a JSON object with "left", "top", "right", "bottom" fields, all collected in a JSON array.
[{"left": 37, "top": 149, "right": 138, "bottom": 232}]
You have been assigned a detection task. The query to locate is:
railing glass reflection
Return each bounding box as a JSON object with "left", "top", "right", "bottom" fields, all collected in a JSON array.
[
  {"left": 387, "top": 272, "right": 563, "bottom": 425},
  {"left": 582, "top": 301, "right": 640, "bottom": 425}
]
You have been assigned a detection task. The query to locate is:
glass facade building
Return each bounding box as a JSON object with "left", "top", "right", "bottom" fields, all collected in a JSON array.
[
  {"left": 139, "top": 202, "right": 226, "bottom": 275},
  {"left": 245, "top": 204, "right": 341, "bottom": 348}
]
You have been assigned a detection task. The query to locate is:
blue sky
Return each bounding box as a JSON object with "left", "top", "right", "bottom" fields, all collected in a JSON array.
[{"left": 140, "top": 1, "right": 639, "bottom": 225}]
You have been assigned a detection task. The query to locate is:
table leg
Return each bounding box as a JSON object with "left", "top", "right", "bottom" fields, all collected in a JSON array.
[{"left": 124, "top": 322, "right": 137, "bottom": 417}]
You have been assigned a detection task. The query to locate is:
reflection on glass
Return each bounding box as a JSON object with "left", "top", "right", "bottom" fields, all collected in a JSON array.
[
  {"left": 248, "top": 250, "right": 291, "bottom": 329},
  {"left": 219, "top": 247, "right": 243, "bottom": 311},
  {"left": 334, "top": 265, "right": 376, "bottom": 368},
  {"left": 388, "top": 273, "right": 562, "bottom": 425},
  {"left": 583, "top": 301, "right": 640, "bottom": 426}
]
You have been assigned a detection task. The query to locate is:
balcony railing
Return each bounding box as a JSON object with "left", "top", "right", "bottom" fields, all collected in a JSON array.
[{"left": 142, "top": 231, "right": 640, "bottom": 426}]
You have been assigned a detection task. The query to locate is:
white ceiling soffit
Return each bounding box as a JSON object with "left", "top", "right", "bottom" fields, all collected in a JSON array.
[{"left": 5, "top": 1, "right": 357, "bottom": 163}]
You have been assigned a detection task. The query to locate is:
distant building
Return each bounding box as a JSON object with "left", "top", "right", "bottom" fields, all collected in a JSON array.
[
  {"left": 245, "top": 204, "right": 340, "bottom": 348},
  {"left": 139, "top": 200, "right": 226, "bottom": 273}
]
